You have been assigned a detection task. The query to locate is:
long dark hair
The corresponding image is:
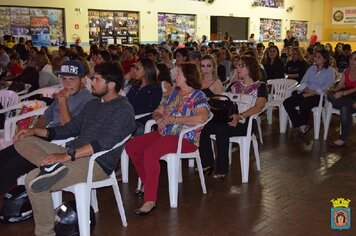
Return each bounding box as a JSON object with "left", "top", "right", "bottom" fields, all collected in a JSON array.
[
  {"left": 137, "top": 58, "right": 158, "bottom": 85},
  {"left": 317, "top": 49, "right": 330, "bottom": 69},
  {"left": 156, "top": 63, "right": 172, "bottom": 85}
]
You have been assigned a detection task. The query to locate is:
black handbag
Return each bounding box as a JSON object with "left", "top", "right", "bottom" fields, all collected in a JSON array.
[{"left": 208, "top": 95, "right": 238, "bottom": 123}]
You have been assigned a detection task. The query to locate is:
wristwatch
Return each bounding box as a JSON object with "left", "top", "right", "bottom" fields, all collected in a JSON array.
[{"left": 67, "top": 148, "right": 76, "bottom": 161}]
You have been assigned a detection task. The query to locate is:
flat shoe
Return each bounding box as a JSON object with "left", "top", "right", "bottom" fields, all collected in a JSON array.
[
  {"left": 134, "top": 203, "right": 157, "bottom": 216},
  {"left": 328, "top": 142, "right": 347, "bottom": 148},
  {"left": 134, "top": 190, "right": 144, "bottom": 198}
]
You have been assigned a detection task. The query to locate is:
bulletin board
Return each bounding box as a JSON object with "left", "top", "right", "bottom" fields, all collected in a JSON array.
[
  {"left": 88, "top": 10, "right": 139, "bottom": 45},
  {"left": 157, "top": 13, "right": 196, "bottom": 43},
  {"left": 259, "top": 18, "right": 282, "bottom": 42},
  {"left": 252, "top": 0, "right": 284, "bottom": 8},
  {"left": 290, "top": 20, "right": 308, "bottom": 41},
  {"left": 0, "top": 6, "right": 65, "bottom": 47}
]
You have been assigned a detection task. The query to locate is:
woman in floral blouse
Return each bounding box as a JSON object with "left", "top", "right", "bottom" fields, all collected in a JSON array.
[{"left": 125, "top": 62, "right": 209, "bottom": 215}]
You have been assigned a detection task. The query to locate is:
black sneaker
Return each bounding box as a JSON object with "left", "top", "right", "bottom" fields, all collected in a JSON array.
[{"left": 29, "top": 163, "right": 69, "bottom": 192}]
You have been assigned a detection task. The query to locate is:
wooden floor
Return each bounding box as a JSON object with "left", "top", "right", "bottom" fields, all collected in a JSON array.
[{"left": 1, "top": 115, "right": 356, "bottom": 236}]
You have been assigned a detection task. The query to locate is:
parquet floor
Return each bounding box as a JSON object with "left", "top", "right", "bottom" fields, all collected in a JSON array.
[{"left": 1, "top": 115, "right": 355, "bottom": 236}]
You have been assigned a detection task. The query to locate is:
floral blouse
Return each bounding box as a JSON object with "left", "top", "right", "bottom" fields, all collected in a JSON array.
[{"left": 159, "top": 89, "right": 209, "bottom": 146}]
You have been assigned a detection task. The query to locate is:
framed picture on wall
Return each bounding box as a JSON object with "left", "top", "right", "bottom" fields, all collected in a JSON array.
[
  {"left": 290, "top": 20, "right": 308, "bottom": 41},
  {"left": 0, "top": 6, "right": 65, "bottom": 46},
  {"left": 259, "top": 18, "right": 282, "bottom": 42},
  {"left": 157, "top": 12, "right": 196, "bottom": 44},
  {"left": 88, "top": 9, "right": 139, "bottom": 45}
]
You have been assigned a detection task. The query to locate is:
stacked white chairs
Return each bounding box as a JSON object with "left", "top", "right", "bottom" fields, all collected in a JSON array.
[
  {"left": 0, "top": 100, "right": 47, "bottom": 150},
  {"left": 19, "top": 86, "right": 61, "bottom": 101},
  {"left": 266, "top": 79, "right": 298, "bottom": 133},
  {"left": 210, "top": 93, "right": 264, "bottom": 183},
  {"left": 51, "top": 135, "right": 131, "bottom": 236},
  {"left": 323, "top": 100, "right": 356, "bottom": 140}
]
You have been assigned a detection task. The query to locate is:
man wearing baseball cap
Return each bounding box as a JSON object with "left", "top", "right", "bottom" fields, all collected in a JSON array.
[
  {"left": 159, "top": 43, "right": 174, "bottom": 69},
  {"left": 0, "top": 60, "right": 93, "bottom": 197},
  {"left": 14, "top": 62, "right": 135, "bottom": 236}
]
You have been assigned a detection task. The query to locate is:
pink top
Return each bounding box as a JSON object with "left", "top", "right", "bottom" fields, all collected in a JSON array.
[{"left": 344, "top": 68, "right": 356, "bottom": 88}]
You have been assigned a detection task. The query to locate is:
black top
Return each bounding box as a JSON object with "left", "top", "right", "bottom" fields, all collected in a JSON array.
[
  {"left": 285, "top": 60, "right": 308, "bottom": 83},
  {"left": 263, "top": 59, "right": 285, "bottom": 80},
  {"left": 283, "top": 37, "right": 296, "bottom": 48}
]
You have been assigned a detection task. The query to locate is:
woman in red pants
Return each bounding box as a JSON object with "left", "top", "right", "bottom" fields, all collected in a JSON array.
[{"left": 125, "top": 62, "right": 209, "bottom": 215}]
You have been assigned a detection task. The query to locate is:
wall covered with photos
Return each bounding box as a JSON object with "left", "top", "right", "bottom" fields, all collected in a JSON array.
[
  {"left": 1, "top": 0, "right": 320, "bottom": 46},
  {"left": 88, "top": 10, "right": 139, "bottom": 45},
  {"left": 290, "top": 20, "right": 307, "bottom": 41},
  {"left": 0, "top": 6, "right": 64, "bottom": 46},
  {"left": 157, "top": 13, "right": 195, "bottom": 43},
  {"left": 259, "top": 18, "right": 282, "bottom": 42}
]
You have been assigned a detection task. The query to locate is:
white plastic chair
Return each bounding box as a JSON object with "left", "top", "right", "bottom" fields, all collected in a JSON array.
[
  {"left": 280, "top": 92, "right": 325, "bottom": 139},
  {"left": 19, "top": 86, "right": 61, "bottom": 101},
  {"left": 266, "top": 79, "right": 298, "bottom": 133},
  {"left": 210, "top": 111, "right": 263, "bottom": 183},
  {"left": 120, "top": 112, "right": 152, "bottom": 183},
  {"left": 51, "top": 134, "right": 131, "bottom": 236},
  {"left": 17, "top": 84, "right": 32, "bottom": 96},
  {"left": 0, "top": 100, "right": 47, "bottom": 150},
  {"left": 0, "top": 90, "right": 19, "bottom": 108},
  {"left": 224, "top": 92, "right": 264, "bottom": 143},
  {"left": 323, "top": 100, "right": 356, "bottom": 140},
  {"left": 126, "top": 113, "right": 212, "bottom": 208}
]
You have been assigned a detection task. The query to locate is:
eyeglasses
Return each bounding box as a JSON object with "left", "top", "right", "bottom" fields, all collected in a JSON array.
[{"left": 237, "top": 64, "right": 246, "bottom": 68}]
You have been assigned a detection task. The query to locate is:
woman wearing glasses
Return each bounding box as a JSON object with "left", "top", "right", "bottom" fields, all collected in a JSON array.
[{"left": 199, "top": 55, "right": 268, "bottom": 179}]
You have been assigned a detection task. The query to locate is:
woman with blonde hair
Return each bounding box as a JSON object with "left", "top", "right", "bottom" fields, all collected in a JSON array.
[{"left": 200, "top": 54, "right": 223, "bottom": 97}]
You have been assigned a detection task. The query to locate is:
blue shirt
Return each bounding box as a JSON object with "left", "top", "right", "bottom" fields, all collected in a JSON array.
[{"left": 297, "top": 65, "right": 336, "bottom": 95}]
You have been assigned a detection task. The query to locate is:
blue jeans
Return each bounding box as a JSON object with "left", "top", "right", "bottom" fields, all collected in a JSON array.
[{"left": 327, "top": 93, "right": 356, "bottom": 142}]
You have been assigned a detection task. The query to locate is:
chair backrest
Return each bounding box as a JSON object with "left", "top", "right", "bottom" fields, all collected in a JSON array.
[
  {"left": 267, "top": 79, "right": 298, "bottom": 102},
  {"left": 0, "top": 90, "right": 20, "bottom": 108},
  {"left": 224, "top": 92, "right": 256, "bottom": 113},
  {"left": 19, "top": 86, "right": 61, "bottom": 101},
  {"left": 17, "top": 84, "right": 32, "bottom": 96},
  {"left": 2, "top": 100, "right": 47, "bottom": 142}
]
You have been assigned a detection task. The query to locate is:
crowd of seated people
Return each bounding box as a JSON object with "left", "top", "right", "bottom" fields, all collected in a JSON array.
[{"left": 1, "top": 32, "right": 355, "bottom": 228}]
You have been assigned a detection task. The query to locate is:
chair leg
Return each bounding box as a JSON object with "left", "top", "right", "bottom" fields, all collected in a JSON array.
[
  {"left": 178, "top": 160, "right": 183, "bottom": 183},
  {"left": 110, "top": 173, "right": 128, "bottom": 227},
  {"left": 137, "top": 178, "right": 142, "bottom": 191},
  {"left": 90, "top": 189, "right": 99, "bottom": 213},
  {"left": 239, "top": 139, "right": 251, "bottom": 183},
  {"left": 228, "top": 142, "right": 232, "bottom": 165},
  {"left": 74, "top": 185, "right": 91, "bottom": 236},
  {"left": 252, "top": 137, "right": 260, "bottom": 171},
  {"left": 279, "top": 106, "right": 288, "bottom": 133},
  {"left": 51, "top": 191, "right": 62, "bottom": 209},
  {"left": 166, "top": 154, "right": 179, "bottom": 208},
  {"left": 121, "top": 149, "right": 129, "bottom": 183},
  {"left": 195, "top": 155, "right": 207, "bottom": 194},
  {"left": 211, "top": 139, "right": 216, "bottom": 159},
  {"left": 188, "top": 159, "right": 195, "bottom": 168},
  {"left": 313, "top": 110, "right": 321, "bottom": 140},
  {"left": 267, "top": 107, "right": 273, "bottom": 125},
  {"left": 324, "top": 105, "right": 332, "bottom": 141},
  {"left": 256, "top": 117, "right": 263, "bottom": 143}
]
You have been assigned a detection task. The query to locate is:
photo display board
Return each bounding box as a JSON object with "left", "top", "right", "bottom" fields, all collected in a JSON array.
[
  {"left": 290, "top": 20, "right": 308, "bottom": 41},
  {"left": 157, "top": 13, "right": 196, "bottom": 43},
  {"left": 88, "top": 10, "right": 139, "bottom": 45},
  {"left": 259, "top": 18, "right": 282, "bottom": 42},
  {"left": 0, "top": 6, "right": 64, "bottom": 47},
  {"left": 252, "top": 0, "right": 284, "bottom": 8}
]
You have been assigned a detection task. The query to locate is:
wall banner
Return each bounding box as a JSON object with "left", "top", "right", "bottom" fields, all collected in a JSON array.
[{"left": 332, "top": 6, "right": 356, "bottom": 25}]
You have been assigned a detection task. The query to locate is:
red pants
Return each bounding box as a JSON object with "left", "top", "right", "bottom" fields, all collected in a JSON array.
[{"left": 126, "top": 131, "right": 197, "bottom": 201}]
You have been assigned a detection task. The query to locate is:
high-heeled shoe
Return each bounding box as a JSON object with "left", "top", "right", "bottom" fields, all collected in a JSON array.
[{"left": 134, "top": 203, "right": 157, "bottom": 216}]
